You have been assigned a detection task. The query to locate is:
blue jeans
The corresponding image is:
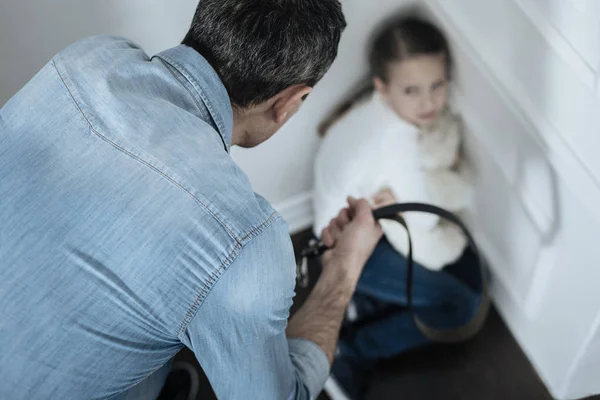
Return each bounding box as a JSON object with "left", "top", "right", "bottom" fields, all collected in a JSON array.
[{"left": 332, "top": 238, "right": 482, "bottom": 398}]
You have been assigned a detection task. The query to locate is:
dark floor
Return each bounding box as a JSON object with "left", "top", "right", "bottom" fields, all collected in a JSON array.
[{"left": 175, "top": 229, "right": 599, "bottom": 400}]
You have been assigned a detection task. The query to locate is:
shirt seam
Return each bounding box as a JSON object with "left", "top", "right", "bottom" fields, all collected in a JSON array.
[
  {"left": 50, "top": 58, "right": 240, "bottom": 244},
  {"left": 176, "top": 212, "right": 281, "bottom": 336}
]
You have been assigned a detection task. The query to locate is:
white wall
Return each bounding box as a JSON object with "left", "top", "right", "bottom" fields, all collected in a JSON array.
[
  {"left": 0, "top": 0, "right": 198, "bottom": 106},
  {"left": 422, "top": 0, "right": 600, "bottom": 398}
]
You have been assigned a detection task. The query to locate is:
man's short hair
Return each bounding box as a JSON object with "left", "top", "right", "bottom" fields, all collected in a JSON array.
[{"left": 183, "top": 0, "right": 346, "bottom": 108}]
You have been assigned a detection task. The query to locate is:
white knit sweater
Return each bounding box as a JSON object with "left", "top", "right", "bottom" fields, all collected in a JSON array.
[{"left": 313, "top": 94, "right": 473, "bottom": 270}]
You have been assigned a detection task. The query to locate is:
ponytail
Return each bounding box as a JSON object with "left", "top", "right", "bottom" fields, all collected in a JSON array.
[{"left": 317, "top": 79, "right": 374, "bottom": 137}]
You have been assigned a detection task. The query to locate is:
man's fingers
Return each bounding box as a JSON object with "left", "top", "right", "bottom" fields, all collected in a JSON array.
[
  {"left": 336, "top": 208, "right": 351, "bottom": 228},
  {"left": 348, "top": 197, "right": 372, "bottom": 218},
  {"left": 328, "top": 217, "right": 342, "bottom": 241},
  {"left": 321, "top": 227, "right": 334, "bottom": 248}
]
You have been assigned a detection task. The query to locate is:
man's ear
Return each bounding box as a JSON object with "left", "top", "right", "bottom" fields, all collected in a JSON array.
[{"left": 272, "top": 85, "right": 313, "bottom": 124}]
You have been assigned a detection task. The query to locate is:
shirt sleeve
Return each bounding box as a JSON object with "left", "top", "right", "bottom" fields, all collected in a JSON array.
[{"left": 180, "top": 217, "right": 329, "bottom": 400}]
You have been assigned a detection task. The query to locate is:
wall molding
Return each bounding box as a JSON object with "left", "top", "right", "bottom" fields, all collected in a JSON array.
[
  {"left": 511, "top": 0, "right": 596, "bottom": 89},
  {"left": 563, "top": 310, "right": 600, "bottom": 398},
  {"left": 273, "top": 191, "right": 314, "bottom": 234}
]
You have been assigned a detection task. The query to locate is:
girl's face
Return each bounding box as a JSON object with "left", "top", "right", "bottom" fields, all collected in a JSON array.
[{"left": 374, "top": 54, "right": 448, "bottom": 128}]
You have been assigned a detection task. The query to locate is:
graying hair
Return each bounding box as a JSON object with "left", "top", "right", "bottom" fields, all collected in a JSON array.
[{"left": 183, "top": 0, "right": 346, "bottom": 108}]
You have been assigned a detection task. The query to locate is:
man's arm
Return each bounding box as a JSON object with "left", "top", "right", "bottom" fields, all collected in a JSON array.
[
  {"left": 181, "top": 199, "right": 380, "bottom": 399},
  {"left": 180, "top": 216, "right": 327, "bottom": 400},
  {"left": 287, "top": 197, "right": 382, "bottom": 363},
  {"left": 286, "top": 258, "right": 356, "bottom": 364}
]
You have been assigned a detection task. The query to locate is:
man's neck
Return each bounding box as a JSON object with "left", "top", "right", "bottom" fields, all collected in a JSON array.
[{"left": 231, "top": 108, "right": 248, "bottom": 147}]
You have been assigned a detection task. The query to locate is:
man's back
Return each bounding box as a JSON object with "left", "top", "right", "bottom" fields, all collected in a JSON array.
[{"left": 0, "top": 36, "right": 296, "bottom": 399}]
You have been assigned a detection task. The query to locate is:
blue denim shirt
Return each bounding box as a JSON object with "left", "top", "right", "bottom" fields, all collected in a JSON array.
[{"left": 0, "top": 36, "right": 328, "bottom": 400}]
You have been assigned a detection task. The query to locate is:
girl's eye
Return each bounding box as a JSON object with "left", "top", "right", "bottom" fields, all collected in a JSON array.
[
  {"left": 432, "top": 80, "right": 446, "bottom": 91},
  {"left": 404, "top": 86, "right": 419, "bottom": 95}
]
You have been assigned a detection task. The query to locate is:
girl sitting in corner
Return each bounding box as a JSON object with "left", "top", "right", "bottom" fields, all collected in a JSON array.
[{"left": 313, "top": 17, "right": 482, "bottom": 400}]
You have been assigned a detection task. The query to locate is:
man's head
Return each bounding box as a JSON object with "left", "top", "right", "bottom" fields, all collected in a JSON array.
[{"left": 183, "top": 0, "right": 346, "bottom": 147}]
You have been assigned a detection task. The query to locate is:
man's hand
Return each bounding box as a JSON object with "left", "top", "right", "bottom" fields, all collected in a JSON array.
[
  {"left": 320, "top": 197, "right": 383, "bottom": 284},
  {"left": 287, "top": 197, "right": 382, "bottom": 364}
]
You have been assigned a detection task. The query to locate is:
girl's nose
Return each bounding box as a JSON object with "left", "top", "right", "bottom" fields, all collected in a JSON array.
[{"left": 421, "top": 94, "right": 435, "bottom": 111}]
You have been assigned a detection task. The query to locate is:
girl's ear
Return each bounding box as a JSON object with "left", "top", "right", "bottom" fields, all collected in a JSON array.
[{"left": 373, "top": 76, "right": 388, "bottom": 98}]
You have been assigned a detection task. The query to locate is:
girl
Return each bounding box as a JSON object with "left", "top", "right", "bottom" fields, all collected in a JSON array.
[{"left": 313, "top": 17, "right": 481, "bottom": 400}]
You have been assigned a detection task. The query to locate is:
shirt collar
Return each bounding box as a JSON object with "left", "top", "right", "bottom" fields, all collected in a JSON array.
[{"left": 154, "top": 45, "right": 233, "bottom": 151}]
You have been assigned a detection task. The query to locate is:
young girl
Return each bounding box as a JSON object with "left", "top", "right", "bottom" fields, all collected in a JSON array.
[{"left": 313, "top": 17, "right": 481, "bottom": 400}]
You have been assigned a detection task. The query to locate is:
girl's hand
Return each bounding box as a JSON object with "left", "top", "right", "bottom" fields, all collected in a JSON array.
[{"left": 372, "top": 187, "right": 397, "bottom": 207}]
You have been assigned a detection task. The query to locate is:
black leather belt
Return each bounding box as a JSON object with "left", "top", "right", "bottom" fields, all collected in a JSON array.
[{"left": 297, "top": 203, "right": 490, "bottom": 343}]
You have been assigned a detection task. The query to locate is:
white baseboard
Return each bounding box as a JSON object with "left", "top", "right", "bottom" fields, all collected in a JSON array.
[{"left": 273, "top": 191, "right": 314, "bottom": 234}]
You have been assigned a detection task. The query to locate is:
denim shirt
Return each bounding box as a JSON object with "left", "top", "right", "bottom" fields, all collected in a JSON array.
[{"left": 0, "top": 36, "right": 328, "bottom": 400}]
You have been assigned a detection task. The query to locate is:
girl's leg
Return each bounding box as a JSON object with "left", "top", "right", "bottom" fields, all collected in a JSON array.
[
  {"left": 346, "top": 238, "right": 481, "bottom": 360},
  {"left": 329, "top": 239, "right": 482, "bottom": 400}
]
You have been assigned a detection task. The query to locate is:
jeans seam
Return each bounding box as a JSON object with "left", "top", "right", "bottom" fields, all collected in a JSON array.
[{"left": 50, "top": 58, "right": 240, "bottom": 243}]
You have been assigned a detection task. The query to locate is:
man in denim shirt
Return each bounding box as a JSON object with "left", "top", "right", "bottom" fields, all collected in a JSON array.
[{"left": 0, "top": 0, "right": 384, "bottom": 399}]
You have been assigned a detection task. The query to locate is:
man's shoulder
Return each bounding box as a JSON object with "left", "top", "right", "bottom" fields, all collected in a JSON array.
[
  {"left": 57, "top": 35, "right": 143, "bottom": 59},
  {"left": 51, "top": 35, "right": 150, "bottom": 103},
  {"left": 52, "top": 36, "right": 282, "bottom": 247},
  {"left": 145, "top": 155, "right": 284, "bottom": 250}
]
